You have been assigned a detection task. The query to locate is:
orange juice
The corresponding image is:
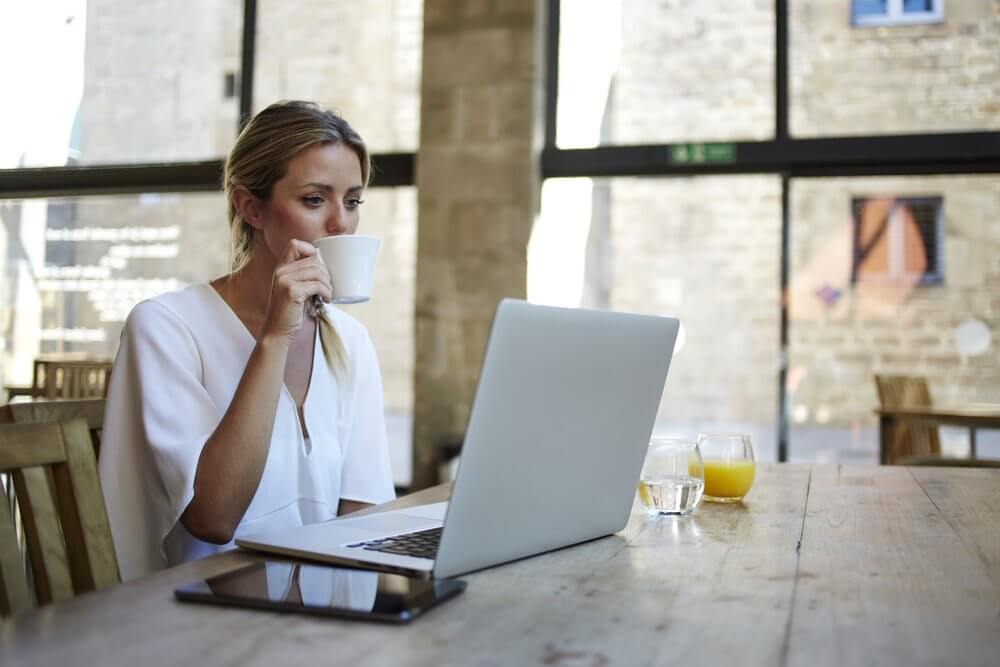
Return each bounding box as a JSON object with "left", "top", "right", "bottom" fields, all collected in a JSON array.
[{"left": 702, "top": 460, "right": 755, "bottom": 500}]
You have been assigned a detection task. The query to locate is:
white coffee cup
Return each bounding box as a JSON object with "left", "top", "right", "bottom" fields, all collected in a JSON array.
[{"left": 313, "top": 234, "right": 381, "bottom": 304}]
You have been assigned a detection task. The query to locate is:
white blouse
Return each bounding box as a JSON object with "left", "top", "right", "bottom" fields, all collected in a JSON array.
[{"left": 99, "top": 284, "right": 395, "bottom": 581}]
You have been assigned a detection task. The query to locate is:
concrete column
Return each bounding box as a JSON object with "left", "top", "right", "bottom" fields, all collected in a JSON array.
[{"left": 412, "top": 0, "right": 546, "bottom": 489}]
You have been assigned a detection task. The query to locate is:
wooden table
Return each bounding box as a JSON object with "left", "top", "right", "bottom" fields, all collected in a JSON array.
[
  {"left": 3, "top": 464, "right": 999, "bottom": 666},
  {"left": 877, "top": 404, "right": 1000, "bottom": 462}
]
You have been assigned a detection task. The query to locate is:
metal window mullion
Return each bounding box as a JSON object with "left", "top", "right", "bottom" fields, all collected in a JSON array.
[
  {"left": 777, "top": 173, "right": 791, "bottom": 463},
  {"left": 544, "top": 0, "right": 560, "bottom": 149},
  {"left": 238, "top": 0, "right": 258, "bottom": 131}
]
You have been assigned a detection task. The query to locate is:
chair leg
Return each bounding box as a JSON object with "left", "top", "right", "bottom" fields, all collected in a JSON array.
[{"left": 879, "top": 415, "right": 892, "bottom": 464}]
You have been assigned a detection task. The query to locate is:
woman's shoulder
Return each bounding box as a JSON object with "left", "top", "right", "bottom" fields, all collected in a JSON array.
[{"left": 125, "top": 284, "right": 219, "bottom": 335}]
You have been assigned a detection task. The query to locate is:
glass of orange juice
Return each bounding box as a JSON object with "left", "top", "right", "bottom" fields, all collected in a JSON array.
[{"left": 696, "top": 433, "right": 755, "bottom": 503}]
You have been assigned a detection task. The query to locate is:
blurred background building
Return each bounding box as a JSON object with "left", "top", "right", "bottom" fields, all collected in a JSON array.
[{"left": 2, "top": 0, "right": 998, "bottom": 488}]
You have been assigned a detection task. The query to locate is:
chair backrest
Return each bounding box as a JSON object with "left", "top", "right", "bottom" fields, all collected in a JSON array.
[
  {"left": 0, "top": 418, "right": 120, "bottom": 616},
  {"left": 34, "top": 360, "right": 112, "bottom": 400},
  {"left": 874, "top": 375, "right": 941, "bottom": 463},
  {"left": 3, "top": 399, "right": 106, "bottom": 460}
]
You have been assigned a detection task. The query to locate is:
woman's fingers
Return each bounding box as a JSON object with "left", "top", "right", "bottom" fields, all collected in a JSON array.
[
  {"left": 279, "top": 238, "right": 317, "bottom": 264},
  {"left": 274, "top": 269, "right": 332, "bottom": 302},
  {"left": 275, "top": 261, "right": 332, "bottom": 295},
  {"left": 261, "top": 240, "right": 333, "bottom": 339}
]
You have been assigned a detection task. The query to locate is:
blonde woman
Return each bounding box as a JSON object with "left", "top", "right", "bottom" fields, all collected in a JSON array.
[{"left": 100, "top": 101, "right": 394, "bottom": 581}]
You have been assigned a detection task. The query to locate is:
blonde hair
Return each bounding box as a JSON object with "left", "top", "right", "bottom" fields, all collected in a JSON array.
[{"left": 224, "top": 100, "right": 372, "bottom": 377}]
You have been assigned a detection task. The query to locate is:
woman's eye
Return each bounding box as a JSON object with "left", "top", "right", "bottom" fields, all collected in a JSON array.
[
  {"left": 345, "top": 198, "right": 365, "bottom": 210},
  {"left": 302, "top": 195, "right": 325, "bottom": 208}
]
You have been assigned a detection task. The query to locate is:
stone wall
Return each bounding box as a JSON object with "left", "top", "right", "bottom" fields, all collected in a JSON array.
[
  {"left": 788, "top": 176, "right": 1000, "bottom": 450},
  {"left": 790, "top": 0, "right": 1000, "bottom": 136},
  {"left": 570, "top": 0, "right": 1000, "bottom": 461},
  {"left": 613, "top": 0, "right": 775, "bottom": 143},
  {"left": 253, "top": 0, "right": 422, "bottom": 152},
  {"left": 412, "top": 0, "right": 545, "bottom": 488},
  {"left": 599, "top": 175, "right": 782, "bottom": 452},
  {"left": 79, "top": 0, "right": 241, "bottom": 162}
]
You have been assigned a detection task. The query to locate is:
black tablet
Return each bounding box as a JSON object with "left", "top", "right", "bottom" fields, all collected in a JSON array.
[{"left": 175, "top": 560, "right": 466, "bottom": 624}]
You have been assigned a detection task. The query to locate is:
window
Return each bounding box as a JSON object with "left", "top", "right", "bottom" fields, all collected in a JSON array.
[
  {"left": 791, "top": 0, "right": 997, "bottom": 137},
  {"left": 529, "top": 175, "right": 782, "bottom": 459},
  {"left": 787, "top": 176, "right": 999, "bottom": 463},
  {"left": 0, "top": 1, "right": 243, "bottom": 168},
  {"left": 851, "top": 196, "right": 943, "bottom": 286},
  {"left": 852, "top": 0, "right": 943, "bottom": 27},
  {"left": 556, "top": 0, "right": 775, "bottom": 147},
  {"left": 224, "top": 72, "right": 238, "bottom": 99},
  {"left": 0, "top": 192, "right": 227, "bottom": 384},
  {"left": 255, "top": 0, "right": 423, "bottom": 153}
]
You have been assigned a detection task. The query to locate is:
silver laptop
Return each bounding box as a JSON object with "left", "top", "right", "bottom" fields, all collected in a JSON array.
[{"left": 237, "top": 299, "right": 679, "bottom": 579}]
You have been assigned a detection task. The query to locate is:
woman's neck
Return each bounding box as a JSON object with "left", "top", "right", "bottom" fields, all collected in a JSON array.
[{"left": 213, "top": 252, "right": 277, "bottom": 332}]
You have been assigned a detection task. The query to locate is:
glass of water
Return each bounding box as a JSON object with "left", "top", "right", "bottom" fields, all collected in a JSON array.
[{"left": 637, "top": 438, "right": 704, "bottom": 516}]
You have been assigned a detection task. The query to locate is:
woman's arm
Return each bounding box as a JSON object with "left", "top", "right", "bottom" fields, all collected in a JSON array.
[
  {"left": 181, "top": 240, "right": 332, "bottom": 544},
  {"left": 337, "top": 499, "right": 372, "bottom": 516}
]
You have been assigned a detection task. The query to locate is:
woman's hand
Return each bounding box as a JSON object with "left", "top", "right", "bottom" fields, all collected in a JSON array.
[{"left": 260, "top": 239, "right": 332, "bottom": 341}]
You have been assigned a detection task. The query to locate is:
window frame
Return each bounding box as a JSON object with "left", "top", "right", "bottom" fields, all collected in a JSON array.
[
  {"left": 852, "top": 0, "right": 944, "bottom": 28},
  {"left": 0, "top": 0, "right": 415, "bottom": 197},
  {"left": 542, "top": 0, "right": 1000, "bottom": 462}
]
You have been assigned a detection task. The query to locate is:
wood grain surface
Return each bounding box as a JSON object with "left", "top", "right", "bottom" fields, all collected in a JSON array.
[{"left": 2, "top": 465, "right": 998, "bottom": 667}]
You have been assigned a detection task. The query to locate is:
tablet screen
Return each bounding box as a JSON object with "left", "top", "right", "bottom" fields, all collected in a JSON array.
[{"left": 175, "top": 560, "right": 465, "bottom": 623}]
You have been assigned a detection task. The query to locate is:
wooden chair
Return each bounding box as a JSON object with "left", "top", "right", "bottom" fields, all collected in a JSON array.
[
  {"left": 2, "top": 399, "right": 105, "bottom": 460},
  {"left": 0, "top": 418, "right": 120, "bottom": 617},
  {"left": 898, "top": 455, "right": 1000, "bottom": 468},
  {"left": 5, "top": 357, "right": 112, "bottom": 401},
  {"left": 874, "top": 375, "right": 940, "bottom": 464}
]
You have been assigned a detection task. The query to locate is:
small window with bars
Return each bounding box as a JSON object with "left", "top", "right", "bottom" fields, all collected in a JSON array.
[
  {"left": 851, "top": 196, "right": 944, "bottom": 286},
  {"left": 852, "top": 0, "right": 943, "bottom": 27}
]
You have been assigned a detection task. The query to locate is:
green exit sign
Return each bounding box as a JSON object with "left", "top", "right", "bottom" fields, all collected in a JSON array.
[{"left": 670, "top": 142, "right": 737, "bottom": 165}]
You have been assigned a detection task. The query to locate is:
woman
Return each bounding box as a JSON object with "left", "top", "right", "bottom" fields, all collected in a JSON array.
[{"left": 99, "top": 101, "right": 394, "bottom": 581}]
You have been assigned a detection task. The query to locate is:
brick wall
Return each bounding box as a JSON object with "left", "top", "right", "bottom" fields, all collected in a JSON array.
[
  {"left": 79, "top": 0, "right": 241, "bottom": 162},
  {"left": 612, "top": 0, "right": 775, "bottom": 143},
  {"left": 607, "top": 176, "right": 782, "bottom": 430},
  {"left": 790, "top": 0, "right": 1000, "bottom": 135},
  {"left": 574, "top": 1, "right": 1000, "bottom": 460},
  {"left": 253, "top": 0, "right": 421, "bottom": 152},
  {"left": 788, "top": 176, "right": 1000, "bottom": 437}
]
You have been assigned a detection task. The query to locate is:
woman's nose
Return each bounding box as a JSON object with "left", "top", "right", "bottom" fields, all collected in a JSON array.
[{"left": 325, "top": 206, "right": 348, "bottom": 235}]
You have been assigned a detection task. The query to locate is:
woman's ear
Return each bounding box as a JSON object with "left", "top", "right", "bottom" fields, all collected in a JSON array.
[{"left": 232, "top": 186, "right": 266, "bottom": 230}]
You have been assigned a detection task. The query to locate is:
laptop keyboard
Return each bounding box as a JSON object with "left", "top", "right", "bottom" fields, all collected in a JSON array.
[{"left": 346, "top": 527, "right": 442, "bottom": 560}]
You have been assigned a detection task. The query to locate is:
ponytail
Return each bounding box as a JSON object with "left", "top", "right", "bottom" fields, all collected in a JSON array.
[{"left": 316, "top": 306, "right": 348, "bottom": 378}]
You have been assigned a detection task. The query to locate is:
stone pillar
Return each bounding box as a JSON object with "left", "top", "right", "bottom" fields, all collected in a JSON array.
[{"left": 412, "top": 0, "right": 546, "bottom": 489}]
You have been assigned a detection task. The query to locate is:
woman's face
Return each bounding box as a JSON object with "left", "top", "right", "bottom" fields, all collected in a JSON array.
[{"left": 255, "top": 142, "right": 365, "bottom": 261}]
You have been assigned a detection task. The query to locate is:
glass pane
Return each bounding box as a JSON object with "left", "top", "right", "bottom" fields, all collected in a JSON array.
[
  {"left": 903, "top": 0, "right": 934, "bottom": 12},
  {"left": 338, "top": 187, "right": 417, "bottom": 486},
  {"left": 255, "top": 0, "right": 422, "bottom": 153},
  {"left": 0, "top": 187, "right": 416, "bottom": 485},
  {"left": 0, "top": 1, "right": 242, "bottom": 168},
  {"left": 529, "top": 175, "right": 782, "bottom": 459},
  {"left": 792, "top": 0, "right": 997, "bottom": 137},
  {"left": 788, "top": 176, "right": 1000, "bottom": 463},
  {"left": 853, "top": 0, "right": 888, "bottom": 18},
  {"left": 556, "top": 1, "right": 775, "bottom": 148},
  {"left": 0, "top": 192, "right": 227, "bottom": 386}
]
